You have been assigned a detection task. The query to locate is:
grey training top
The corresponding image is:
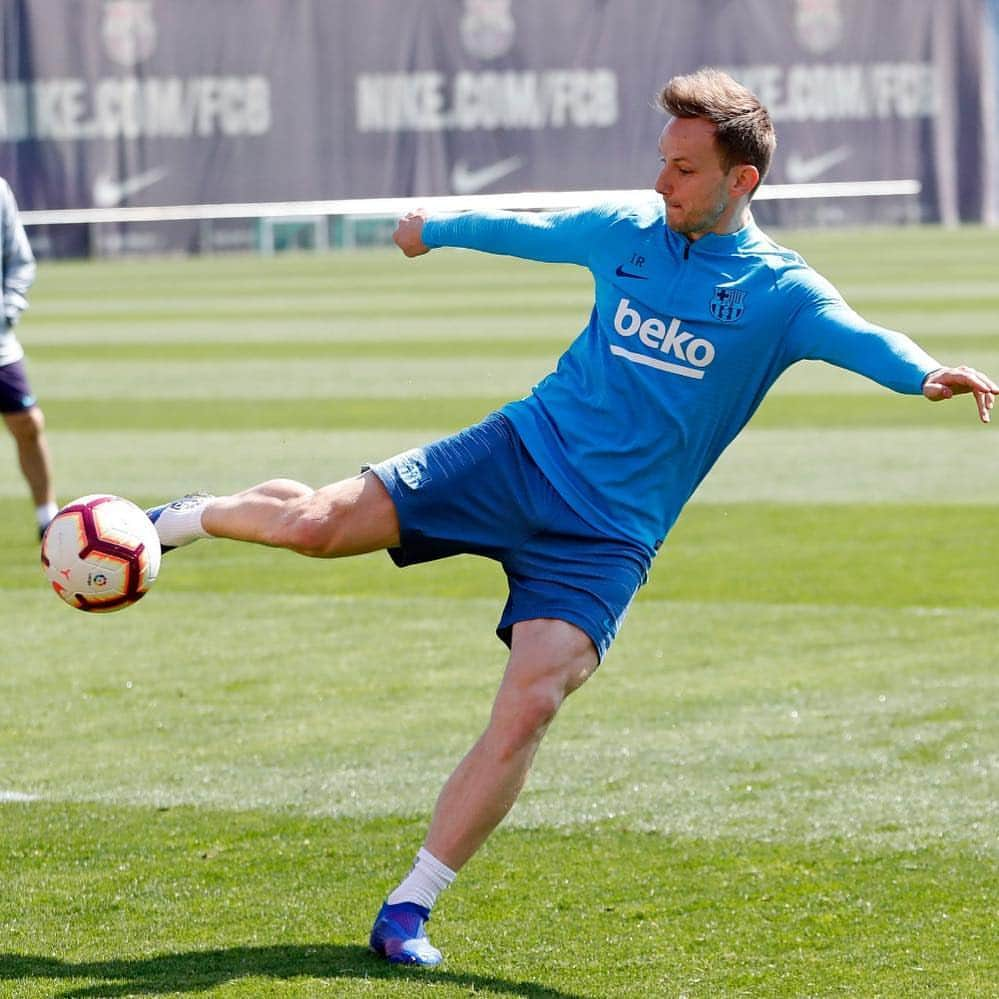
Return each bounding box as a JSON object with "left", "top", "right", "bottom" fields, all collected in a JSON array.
[{"left": 0, "top": 177, "right": 37, "bottom": 367}]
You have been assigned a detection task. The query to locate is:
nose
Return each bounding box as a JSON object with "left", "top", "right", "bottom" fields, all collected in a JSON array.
[{"left": 655, "top": 168, "right": 670, "bottom": 197}]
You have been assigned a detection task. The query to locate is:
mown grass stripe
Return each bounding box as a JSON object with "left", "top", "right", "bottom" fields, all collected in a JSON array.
[
  {"left": 27, "top": 425, "right": 997, "bottom": 505},
  {"left": 34, "top": 357, "right": 556, "bottom": 400},
  {"left": 24, "top": 314, "right": 580, "bottom": 345},
  {"left": 28, "top": 298, "right": 585, "bottom": 323},
  {"left": 32, "top": 392, "right": 989, "bottom": 432},
  {"left": 25, "top": 332, "right": 999, "bottom": 364},
  {"left": 35, "top": 397, "right": 506, "bottom": 431},
  {"left": 752, "top": 392, "right": 983, "bottom": 426},
  {"left": 29, "top": 337, "right": 571, "bottom": 362}
]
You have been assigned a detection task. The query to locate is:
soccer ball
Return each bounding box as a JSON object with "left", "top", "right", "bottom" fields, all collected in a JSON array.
[{"left": 40, "top": 494, "right": 161, "bottom": 613}]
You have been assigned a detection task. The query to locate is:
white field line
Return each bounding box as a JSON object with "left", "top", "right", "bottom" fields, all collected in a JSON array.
[{"left": 0, "top": 790, "right": 41, "bottom": 802}]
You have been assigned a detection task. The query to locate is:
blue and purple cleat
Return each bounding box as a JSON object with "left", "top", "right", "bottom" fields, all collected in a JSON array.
[{"left": 369, "top": 901, "right": 443, "bottom": 967}]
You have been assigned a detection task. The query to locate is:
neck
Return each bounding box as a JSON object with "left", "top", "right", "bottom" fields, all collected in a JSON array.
[
  {"left": 688, "top": 201, "right": 752, "bottom": 242},
  {"left": 717, "top": 202, "right": 752, "bottom": 235}
]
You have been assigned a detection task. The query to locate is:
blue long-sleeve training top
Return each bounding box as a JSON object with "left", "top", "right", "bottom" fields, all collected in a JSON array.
[{"left": 422, "top": 197, "right": 940, "bottom": 555}]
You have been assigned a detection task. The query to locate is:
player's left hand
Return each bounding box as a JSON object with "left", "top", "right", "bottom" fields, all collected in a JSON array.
[{"left": 922, "top": 365, "right": 999, "bottom": 424}]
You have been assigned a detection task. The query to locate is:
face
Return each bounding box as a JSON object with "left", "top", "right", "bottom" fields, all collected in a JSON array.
[{"left": 655, "top": 117, "right": 755, "bottom": 239}]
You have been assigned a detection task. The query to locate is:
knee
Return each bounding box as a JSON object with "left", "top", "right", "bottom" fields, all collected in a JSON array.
[
  {"left": 490, "top": 678, "right": 566, "bottom": 759},
  {"left": 488, "top": 628, "right": 599, "bottom": 758},
  {"left": 517, "top": 683, "right": 564, "bottom": 738},
  {"left": 6, "top": 407, "right": 44, "bottom": 444}
]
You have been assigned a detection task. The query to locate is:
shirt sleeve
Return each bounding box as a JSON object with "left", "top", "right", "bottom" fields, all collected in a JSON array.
[
  {"left": 1, "top": 179, "right": 37, "bottom": 323},
  {"left": 421, "top": 204, "right": 619, "bottom": 268},
  {"left": 780, "top": 266, "right": 940, "bottom": 395}
]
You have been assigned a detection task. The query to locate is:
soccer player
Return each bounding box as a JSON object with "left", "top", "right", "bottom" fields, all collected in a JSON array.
[
  {"left": 148, "top": 68, "right": 997, "bottom": 966},
  {"left": 0, "top": 176, "right": 58, "bottom": 539}
]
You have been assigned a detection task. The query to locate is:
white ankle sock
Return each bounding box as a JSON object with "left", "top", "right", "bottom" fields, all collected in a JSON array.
[
  {"left": 36, "top": 502, "right": 59, "bottom": 529},
  {"left": 386, "top": 847, "right": 456, "bottom": 911},
  {"left": 154, "top": 497, "right": 213, "bottom": 547}
]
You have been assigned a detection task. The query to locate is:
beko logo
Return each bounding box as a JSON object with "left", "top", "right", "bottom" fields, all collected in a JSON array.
[{"left": 610, "top": 298, "right": 716, "bottom": 379}]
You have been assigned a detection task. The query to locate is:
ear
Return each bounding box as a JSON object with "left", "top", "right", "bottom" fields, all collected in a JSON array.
[{"left": 729, "top": 164, "right": 760, "bottom": 198}]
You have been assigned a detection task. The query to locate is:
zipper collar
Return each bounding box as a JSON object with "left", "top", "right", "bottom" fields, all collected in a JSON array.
[{"left": 665, "top": 215, "right": 761, "bottom": 258}]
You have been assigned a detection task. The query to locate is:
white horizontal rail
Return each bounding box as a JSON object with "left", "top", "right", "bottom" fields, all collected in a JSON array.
[{"left": 21, "top": 180, "right": 921, "bottom": 227}]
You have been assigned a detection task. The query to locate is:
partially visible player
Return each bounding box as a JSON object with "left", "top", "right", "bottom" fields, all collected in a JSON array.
[
  {"left": 1, "top": 176, "right": 58, "bottom": 539},
  {"left": 147, "top": 68, "right": 997, "bottom": 967}
]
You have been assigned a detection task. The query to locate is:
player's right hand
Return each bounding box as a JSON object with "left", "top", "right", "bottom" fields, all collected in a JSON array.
[{"left": 393, "top": 210, "right": 431, "bottom": 257}]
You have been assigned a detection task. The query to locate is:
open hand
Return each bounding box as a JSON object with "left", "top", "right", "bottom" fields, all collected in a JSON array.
[{"left": 922, "top": 365, "right": 999, "bottom": 423}]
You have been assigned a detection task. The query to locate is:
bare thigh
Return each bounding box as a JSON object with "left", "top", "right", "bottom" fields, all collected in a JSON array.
[
  {"left": 205, "top": 470, "right": 400, "bottom": 557},
  {"left": 3, "top": 407, "right": 44, "bottom": 443},
  {"left": 292, "top": 470, "right": 401, "bottom": 557}
]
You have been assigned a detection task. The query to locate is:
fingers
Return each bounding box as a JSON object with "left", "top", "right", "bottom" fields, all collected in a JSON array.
[
  {"left": 956, "top": 367, "right": 998, "bottom": 424},
  {"left": 975, "top": 387, "right": 994, "bottom": 424},
  {"left": 952, "top": 369, "right": 996, "bottom": 424},
  {"left": 399, "top": 208, "right": 427, "bottom": 224},
  {"left": 955, "top": 369, "right": 997, "bottom": 424},
  {"left": 922, "top": 366, "right": 998, "bottom": 423},
  {"left": 957, "top": 365, "right": 999, "bottom": 394}
]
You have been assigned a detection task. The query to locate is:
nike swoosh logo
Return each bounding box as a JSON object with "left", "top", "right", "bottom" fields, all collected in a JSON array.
[
  {"left": 92, "top": 167, "right": 169, "bottom": 208},
  {"left": 785, "top": 146, "right": 851, "bottom": 184},
  {"left": 615, "top": 265, "right": 647, "bottom": 280},
  {"left": 451, "top": 156, "right": 524, "bottom": 195}
]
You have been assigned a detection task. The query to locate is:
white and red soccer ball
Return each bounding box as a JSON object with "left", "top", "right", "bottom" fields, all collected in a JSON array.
[{"left": 40, "top": 494, "right": 161, "bottom": 613}]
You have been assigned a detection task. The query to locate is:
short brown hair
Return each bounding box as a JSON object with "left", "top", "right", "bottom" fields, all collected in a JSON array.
[{"left": 657, "top": 67, "right": 775, "bottom": 194}]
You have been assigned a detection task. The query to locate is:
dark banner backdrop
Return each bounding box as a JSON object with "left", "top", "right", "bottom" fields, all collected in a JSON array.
[{"left": 1, "top": 0, "right": 995, "bottom": 254}]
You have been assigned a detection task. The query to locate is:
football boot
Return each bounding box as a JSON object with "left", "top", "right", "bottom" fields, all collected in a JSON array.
[{"left": 369, "top": 901, "right": 443, "bottom": 967}]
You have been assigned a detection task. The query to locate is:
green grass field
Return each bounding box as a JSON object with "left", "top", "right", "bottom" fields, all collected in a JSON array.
[{"left": 2, "top": 226, "right": 997, "bottom": 998}]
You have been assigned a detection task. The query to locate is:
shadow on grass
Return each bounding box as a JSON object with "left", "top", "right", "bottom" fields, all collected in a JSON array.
[{"left": 0, "top": 944, "right": 594, "bottom": 998}]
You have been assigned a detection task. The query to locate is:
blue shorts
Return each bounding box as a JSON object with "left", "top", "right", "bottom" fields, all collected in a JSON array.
[
  {"left": 369, "top": 412, "right": 651, "bottom": 661},
  {"left": 0, "top": 359, "right": 36, "bottom": 413}
]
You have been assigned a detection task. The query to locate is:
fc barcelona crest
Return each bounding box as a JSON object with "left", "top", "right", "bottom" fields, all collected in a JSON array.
[
  {"left": 460, "top": 0, "right": 516, "bottom": 60},
  {"left": 102, "top": 0, "right": 157, "bottom": 68},
  {"left": 794, "top": 0, "right": 844, "bottom": 55},
  {"left": 709, "top": 286, "right": 745, "bottom": 323}
]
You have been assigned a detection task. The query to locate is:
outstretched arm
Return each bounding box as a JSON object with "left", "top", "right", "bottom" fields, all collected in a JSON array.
[
  {"left": 783, "top": 270, "right": 998, "bottom": 425},
  {"left": 393, "top": 202, "right": 622, "bottom": 266},
  {"left": 922, "top": 365, "right": 998, "bottom": 424}
]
